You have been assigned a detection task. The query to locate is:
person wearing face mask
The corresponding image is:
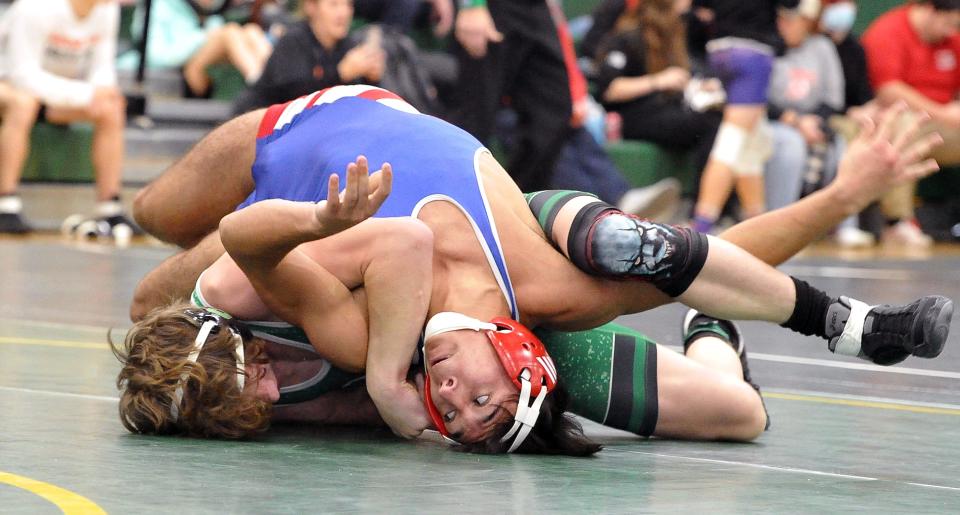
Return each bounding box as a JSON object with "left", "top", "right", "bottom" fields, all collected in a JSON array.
[{"left": 821, "top": 0, "right": 874, "bottom": 111}]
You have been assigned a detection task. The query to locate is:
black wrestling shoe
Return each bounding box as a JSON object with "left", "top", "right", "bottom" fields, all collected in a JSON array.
[
  {"left": 102, "top": 212, "right": 145, "bottom": 236},
  {"left": 828, "top": 296, "right": 953, "bottom": 366},
  {"left": 683, "top": 309, "right": 769, "bottom": 430},
  {"left": 0, "top": 212, "right": 33, "bottom": 234}
]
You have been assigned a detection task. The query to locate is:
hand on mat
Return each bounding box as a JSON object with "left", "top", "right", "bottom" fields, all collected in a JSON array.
[
  {"left": 316, "top": 156, "right": 393, "bottom": 236},
  {"left": 833, "top": 102, "right": 943, "bottom": 212},
  {"left": 369, "top": 378, "right": 431, "bottom": 439}
]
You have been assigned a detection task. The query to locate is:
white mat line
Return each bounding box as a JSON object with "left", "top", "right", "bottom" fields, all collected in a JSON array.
[
  {"left": 906, "top": 482, "right": 960, "bottom": 492},
  {"left": 0, "top": 385, "right": 117, "bottom": 403},
  {"left": 609, "top": 449, "right": 876, "bottom": 480},
  {"left": 612, "top": 449, "right": 960, "bottom": 491},
  {"left": 780, "top": 265, "right": 923, "bottom": 281},
  {"left": 749, "top": 352, "right": 960, "bottom": 380},
  {"left": 664, "top": 344, "right": 960, "bottom": 380}
]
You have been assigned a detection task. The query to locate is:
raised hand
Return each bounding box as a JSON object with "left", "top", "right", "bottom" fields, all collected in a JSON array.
[
  {"left": 315, "top": 155, "right": 393, "bottom": 237},
  {"left": 832, "top": 103, "right": 943, "bottom": 212}
]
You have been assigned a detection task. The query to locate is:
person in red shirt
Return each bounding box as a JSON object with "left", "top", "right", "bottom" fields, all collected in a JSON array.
[{"left": 862, "top": 0, "right": 960, "bottom": 247}]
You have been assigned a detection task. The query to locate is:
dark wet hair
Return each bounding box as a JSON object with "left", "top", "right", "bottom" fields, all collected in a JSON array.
[{"left": 457, "top": 385, "right": 603, "bottom": 457}]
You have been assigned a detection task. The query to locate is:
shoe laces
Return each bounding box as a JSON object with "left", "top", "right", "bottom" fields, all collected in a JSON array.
[{"left": 864, "top": 299, "right": 922, "bottom": 348}]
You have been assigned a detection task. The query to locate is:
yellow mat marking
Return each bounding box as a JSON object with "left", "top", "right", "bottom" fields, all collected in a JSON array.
[
  {"left": 0, "top": 471, "right": 106, "bottom": 514},
  {"left": 0, "top": 336, "right": 106, "bottom": 350},
  {"left": 765, "top": 392, "right": 960, "bottom": 416}
]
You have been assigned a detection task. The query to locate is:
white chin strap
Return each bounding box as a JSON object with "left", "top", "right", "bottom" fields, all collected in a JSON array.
[
  {"left": 500, "top": 369, "right": 548, "bottom": 453},
  {"left": 424, "top": 312, "right": 548, "bottom": 453},
  {"left": 423, "top": 312, "right": 497, "bottom": 342},
  {"left": 170, "top": 320, "right": 246, "bottom": 421}
]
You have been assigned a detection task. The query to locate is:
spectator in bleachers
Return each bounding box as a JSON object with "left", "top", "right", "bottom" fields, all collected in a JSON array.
[
  {"left": 594, "top": 0, "right": 722, "bottom": 189},
  {"left": 0, "top": 82, "right": 40, "bottom": 234},
  {"left": 861, "top": 0, "right": 960, "bottom": 247},
  {"left": 233, "top": 0, "right": 385, "bottom": 113},
  {"left": 123, "top": 0, "right": 273, "bottom": 97},
  {"left": 447, "top": 0, "right": 572, "bottom": 192},
  {"left": 581, "top": 0, "right": 712, "bottom": 70},
  {"left": 688, "top": 0, "right": 799, "bottom": 233},
  {"left": 762, "top": 0, "right": 876, "bottom": 247},
  {"left": 820, "top": 0, "right": 873, "bottom": 112},
  {"left": 0, "top": 0, "right": 135, "bottom": 235},
  {"left": 353, "top": 0, "right": 454, "bottom": 37},
  {"left": 543, "top": 0, "right": 682, "bottom": 220}
]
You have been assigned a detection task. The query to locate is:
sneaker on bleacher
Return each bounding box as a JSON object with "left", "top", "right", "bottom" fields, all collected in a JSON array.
[
  {"left": 881, "top": 219, "right": 933, "bottom": 249},
  {"left": 0, "top": 194, "right": 33, "bottom": 234}
]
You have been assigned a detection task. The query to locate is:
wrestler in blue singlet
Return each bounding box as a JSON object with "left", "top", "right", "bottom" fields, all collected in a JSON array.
[
  {"left": 242, "top": 85, "right": 518, "bottom": 320},
  {"left": 196, "top": 87, "right": 659, "bottom": 432},
  {"left": 196, "top": 85, "right": 519, "bottom": 405}
]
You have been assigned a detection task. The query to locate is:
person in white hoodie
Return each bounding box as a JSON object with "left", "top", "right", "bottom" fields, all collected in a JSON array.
[{"left": 0, "top": 0, "right": 135, "bottom": 236}]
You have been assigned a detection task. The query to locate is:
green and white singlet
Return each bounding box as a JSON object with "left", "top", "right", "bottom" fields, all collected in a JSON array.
[{"left": 191, "top": 285, "right": 659, "bottom": 435}]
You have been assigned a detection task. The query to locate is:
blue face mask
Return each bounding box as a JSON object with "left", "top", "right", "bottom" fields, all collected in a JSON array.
[{"left": 821, "top": 2, "right": 857, "bottom": 34}]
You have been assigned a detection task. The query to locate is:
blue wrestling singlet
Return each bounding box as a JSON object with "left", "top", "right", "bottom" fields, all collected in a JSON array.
[{"left": 243, "top": 85, "right": 519, "bottom": 319}]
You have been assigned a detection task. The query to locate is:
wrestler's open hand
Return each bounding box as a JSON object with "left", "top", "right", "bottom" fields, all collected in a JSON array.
[
  {"left": 315, "top": 155, "right": 393, "bottom": 236},
  {"left": 832, "top": 102, "right": 943, "bottom": 212}
]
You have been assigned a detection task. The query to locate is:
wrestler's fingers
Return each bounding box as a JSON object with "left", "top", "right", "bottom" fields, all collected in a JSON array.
[
  {"left": 342, "top": 161, "right": 360, "bottom": 210},
  {"left": 855, "top": 113, "right": 877, "bottom": 143},
  {"left": 326, "top": 173, "right": 341, "bottom": 212},
  {"left": 903, "top": 158, "right": 941, "bottom": 182},
  {"left": 370, "top": 163, "right": 392, "bottom": 208},
  {"left": 355, "top": 155, "right": 368, "bottom": 176},
  {"left": 356, "top": 161, "right": 370, "bottom": 215},
  {"left": 874, "top": 101, "right": 905, "bottom": 144},
  {"left": 892, "top": 111, "right": 930, "bottom": 151},
  {"left": 899, "top": 132, "right": 943, "bottom": 168}
]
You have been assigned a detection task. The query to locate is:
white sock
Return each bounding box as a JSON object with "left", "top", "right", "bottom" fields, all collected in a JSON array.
[
  {"left": 96, "top": 199, "right": 123, "bottom": 218},
  {"left": 0, "top": 195, "right": 23, "bottom": 214}
]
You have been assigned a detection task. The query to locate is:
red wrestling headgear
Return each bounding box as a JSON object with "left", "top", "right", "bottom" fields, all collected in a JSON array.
[{"left": 422, "top": 312, "right": 558, "bottom": 453}]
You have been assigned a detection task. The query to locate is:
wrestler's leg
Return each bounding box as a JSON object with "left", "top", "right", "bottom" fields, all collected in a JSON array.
[
  {"left": 129, "top": 231, "right": 225, "bottom": 321},
  {"left": 529, "top": 191, "right": 953, "bottom": 365},
  {"left": 133, "top": 109, "right": 264, "bottom": 247},
  {"left": 654, "top": 343, "right": 765, "bottom": 441},
  {"left": 540, "top": 324, "right": 764, "bottom": 441},
  {"left": 526, "top": 190, "right": 793, "bottom": 319}
]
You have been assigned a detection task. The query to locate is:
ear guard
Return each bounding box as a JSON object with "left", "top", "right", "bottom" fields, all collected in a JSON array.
[{"left": 422, "top": 312, "right": 558, "bottom": 452}]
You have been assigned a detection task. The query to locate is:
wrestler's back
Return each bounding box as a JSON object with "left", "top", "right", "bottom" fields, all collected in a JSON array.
[
  {"left": 471, "top": 154, "right": 669, "bottom": 331},
  {"left": 252, "top": 88, "right": 667, "bottom": 329}
]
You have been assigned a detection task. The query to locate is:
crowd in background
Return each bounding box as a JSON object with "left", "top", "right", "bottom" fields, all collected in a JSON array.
[{"left": 0, "top": 0, "right": 959, "bottom": 251}]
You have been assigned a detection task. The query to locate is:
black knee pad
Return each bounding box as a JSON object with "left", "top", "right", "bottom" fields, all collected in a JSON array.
[
  {"left": 527, "top": 190, "right": 708, "bottom": 297},
  {"left": 577, "top": 212, "right": 709, "bottom": 297}
]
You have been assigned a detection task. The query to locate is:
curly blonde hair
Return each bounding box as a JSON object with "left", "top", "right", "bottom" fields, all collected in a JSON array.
[{"left": 110, "top": 302, "right": 271, "bottom": 439}]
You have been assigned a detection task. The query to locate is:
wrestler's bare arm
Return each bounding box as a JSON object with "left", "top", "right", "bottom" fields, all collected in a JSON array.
[
  {"left": 130, "top": 232, "right": 226, "bottom": 321},
  {"left": 272, "top": 387, "right": 385, "bottom": 427},
  {"left": 220, "top": 158, "right": 433, "bottom": 439},
  {"left": 218, "top": 187, "right": 387, "bottom": 371}
]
